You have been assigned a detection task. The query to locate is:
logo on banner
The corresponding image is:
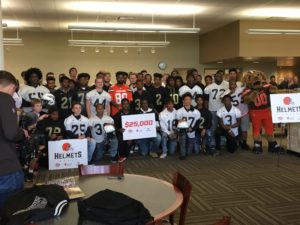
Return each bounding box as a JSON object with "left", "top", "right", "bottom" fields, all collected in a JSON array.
[
  {"left": 62, "top": 143, "right": 73, "bottom": 151},
  {"left": 283, "top": 96, "right": 293, "bottom": 105}
]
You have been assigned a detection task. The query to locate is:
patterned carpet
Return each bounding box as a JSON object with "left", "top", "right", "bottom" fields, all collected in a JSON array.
[{"left": 36, "top": 146, "right": 300, "bottom": 225}]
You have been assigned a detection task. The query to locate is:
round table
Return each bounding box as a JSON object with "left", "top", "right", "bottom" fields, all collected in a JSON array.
[{"left": 39, "top": 173, "right": 183, "bottom": 224}]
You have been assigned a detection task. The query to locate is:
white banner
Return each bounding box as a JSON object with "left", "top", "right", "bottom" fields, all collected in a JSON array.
[
  {"left": 121, "top": 113, "right": 157, "bottom": 140},
  {"left": 48, "top": 139, "right": 88, "bottom": 170},
  {"left": 270, "top": 93, "right": 300, "bottom": 123}
]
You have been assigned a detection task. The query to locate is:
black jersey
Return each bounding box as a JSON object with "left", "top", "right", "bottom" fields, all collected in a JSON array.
[
  {"left": 37, "top": 118, "right": 65, "bottom": 141},
  {"left": 166, "top": 87, "right": 182, "bottom": 109},
  {"left": 54, "top": 88, "right": 78, "bottom": 120},
  {"left": 148, "top": 86, "right": 167, "bottom": 113},
  {"left": 132, "top": 90, "right": 152, "bottom": 113},
  {"left": 195, "top": 107, "right": 212, "bottom": 132},
  {"left": 75, "top": 86, "right": 92, "bottom": 117}
]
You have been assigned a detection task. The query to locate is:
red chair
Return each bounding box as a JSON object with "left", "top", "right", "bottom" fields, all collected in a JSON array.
[
  {"left": 212, "top": 216, "right": 231, "bottom": 225},
  {"left": 166, "top": 172, "right": 192, "bottom": 225},
  {"left": 78, "top": 163, "right": 124, "bottom": 177}
]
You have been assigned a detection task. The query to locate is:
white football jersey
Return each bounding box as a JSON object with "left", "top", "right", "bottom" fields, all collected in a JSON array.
[
  {"left": 221, "top": 87, "right": 249, "bottom": 116},
  {"left": 179, "top": 85, "right": 203, "bottom": 106},
  {"left": 86, "top": 89, "right": 111, "bottom": 117},
  {"left": 18, "top": 85, "right": 50, "bottom": 112},
  {"left": 159, "top": 108, "right": 177, "bottom": 135},
  {"left": 204, "top": 81, "right": 229, "bottom": 111},
  {"left": 217, "top": 106, "right": 241, "bottom": 136},
  {"left": 89, "top": 115, "right": 114, "bottom": 143},
  {"left": 64, "top": 114, "right": 89, "bottom": 136},
  {"left": 176, "top": 107, "right": 200, "bottom": 138}
]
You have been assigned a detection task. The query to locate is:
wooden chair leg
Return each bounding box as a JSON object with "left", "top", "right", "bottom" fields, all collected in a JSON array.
[{"left": 169, "top": 213, "right": 175, "bottom": 225}]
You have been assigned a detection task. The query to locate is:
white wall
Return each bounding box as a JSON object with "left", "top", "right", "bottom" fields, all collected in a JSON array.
[
  {"left": 3, "top": 31, "right": 277, "bottom": 84},
  {"left": 4, "top": 31, "right": 201, "bottom": 83}
]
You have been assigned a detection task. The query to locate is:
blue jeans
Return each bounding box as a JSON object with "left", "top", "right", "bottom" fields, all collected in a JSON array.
[
  {"left": 161, "top": 132, "right": 177, "bottom": 155},
  {"left": 194, "top": 130, "right": 212, "bottom": 154},
  {"left": 138, "top": 133, "right": 161, "bottom": 156},
  {"left": 178, "top": 132, "right": 196, "bottom": 157},
  {"left": 87, "top": 139, "right": 97, "bottom": 162},
  {"left": 0, "top": 170, "right": 24, "bottom": 210},
  {"left": 93, "top": 136, "right": 118, "bottom": 162}
]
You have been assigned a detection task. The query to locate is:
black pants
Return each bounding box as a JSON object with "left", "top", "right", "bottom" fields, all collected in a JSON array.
[
  {"left": 116, "top": 134, "right": 132, "bottom": 157},
  {"left": 215, "top": 127, "right": 238, "bottom": 153}
]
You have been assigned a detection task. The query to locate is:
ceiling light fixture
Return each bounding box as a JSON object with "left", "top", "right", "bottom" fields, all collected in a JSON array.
[
  {"left": 80, "top": 47, "right": 85, "bottom": 53},
  {"left": 3, "top": 38, "right": 24, "bottom": 46},
  {"left": 137, "top": 48, "right": 142, "bottom": 54},
  {"left": 109, "top": 47, "right": 114, "bottom": 53},
  {"left": 151, "top": 48, "right": 156, "bottom": 54},
  {"left": 68, "top": 25, "right": 200, "bottom": 34},
  {"left": 68, "top": 40, "right": 170, "bottom": 48},
  {"left": 95, "top": 47, "right": 100, "bottom": 53},
  {"left": 248, "top": 29, "right": 300, "bottom": 35},
  {"left": 67, "top": 1, "right": 205, "bottom": 15},
  {"left": 124, "top": 47, "right": 128, "bottom": 54},
  {"left": 243, "top": 8, "right": 300, "bottom": 18}
]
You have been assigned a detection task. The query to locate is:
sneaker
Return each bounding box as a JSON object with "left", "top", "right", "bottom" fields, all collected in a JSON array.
[
  {"left": 118, "top": 157, "right": 127, "bottom": 163},
  {"left": 129, "top": 150, "right": 134, "bottom": 154},
  {"left": 160, "top": 153, "right": 167, "bottom": 159},
  {"left": 213, "top": 151, "right": 221, "bottom": 157},
  {"left": 149, "top": 152, "right": 158, "bottom": 158},
  {"left": 110, "top": 157, "right": 118, "bottom": 163},
  {"left": 26, "top": 172, "right": 34, "bottom": 182}
]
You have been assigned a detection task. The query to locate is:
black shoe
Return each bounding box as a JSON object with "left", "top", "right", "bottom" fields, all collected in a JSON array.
[
  {"left": 268, "top": 141, "right": 285, "bottom": 154},
  {"left": 179, "top": 156, "right": 186, "bottom": 160},
  {"left": 240, "top": 141, "right": 250, "bottom": 150},
  {"left": 253, "top": 141, "right": 263, "bottom": 154},
  {"left": 110, "top": 156, "right": 118, "bottom": 163},
  {"left": 26, "top": 172, "right": 34, "bottom": 182}
]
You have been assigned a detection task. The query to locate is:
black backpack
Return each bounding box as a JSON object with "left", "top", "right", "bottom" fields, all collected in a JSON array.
[
  {"left": 1, "top": 184, "right": 69, "bottom": 225},
  {"left": 77, "top": 189, "right": 153, "bottom": 225}
]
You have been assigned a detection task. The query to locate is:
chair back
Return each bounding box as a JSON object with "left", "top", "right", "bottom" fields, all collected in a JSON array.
[
  {"left": 79, "top": 163, "right": 124, "bottom": 177},
  {"left": 173, "top": 172, "right": 192, "bottom": 225}
]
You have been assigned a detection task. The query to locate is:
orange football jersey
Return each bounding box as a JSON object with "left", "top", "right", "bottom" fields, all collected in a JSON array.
[{"left": 109, "top": 84, "right": 133, "bottom": 116}]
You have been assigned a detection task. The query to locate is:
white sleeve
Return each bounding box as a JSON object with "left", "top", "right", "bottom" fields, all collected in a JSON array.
[
  {"left": 204, "top": 86, "right": 209, "bottom": 95},
  {"left": 236, "top": 108, "right": 242, "bottom": 118},
  {"left": 216, "top": 109, "right": 222, "bottom": 118},
  {"left": 64, "top": 118, "right": 72, "bottom": 131},
  {"left": 196, "top": 86, "right": 203, "bottom": 95},
  {"left": 86, "top": 91, "right": 92, "bottom": 101},
  {"left": 178, "top": 86, "right": 184, "bottom": 97}
]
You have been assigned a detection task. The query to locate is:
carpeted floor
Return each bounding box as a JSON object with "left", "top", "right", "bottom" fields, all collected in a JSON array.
[{"left": 36, "top": 144, "right": 300, "bottom": 225}]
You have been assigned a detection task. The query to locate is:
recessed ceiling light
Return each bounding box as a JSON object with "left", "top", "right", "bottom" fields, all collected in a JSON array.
[
  {"left": 217, "top": 61, "right": 223, "bottom": 64},
  {"left": 137, "top": 48, "right": 142, "bottom": 54},
  {"left": 151, "top": 48, "right": 156, "bottom": 54},
  {"left": 95, "top": 47, "right": 100, "bottom": 53},
  {"left": 109, "top": 47, "right": 114, "bottom": 53},
  {"left": 66, "top": 1, "right": 205, "bottom": 15},
  {"left": 242, "top": 8, "right": 300, "bottom": 18},
  {"left": 80, "top": 47, "right": 85, "bottom": 53},
  {"left": 253, "top": 61, "right": 260, "bottom": 64},
  {"left": 124, "top": 47, "right": 128, "bottom": 54}
]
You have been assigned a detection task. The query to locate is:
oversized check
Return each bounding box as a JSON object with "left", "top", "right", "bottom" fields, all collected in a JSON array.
[{"left": 121, "top": 113, "right": 157, "bottom": 140}]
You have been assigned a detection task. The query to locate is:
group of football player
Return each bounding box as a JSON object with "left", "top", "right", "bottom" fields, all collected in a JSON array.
[{"left": 15, "top": 67, "right": 252, "bottom": 180}]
